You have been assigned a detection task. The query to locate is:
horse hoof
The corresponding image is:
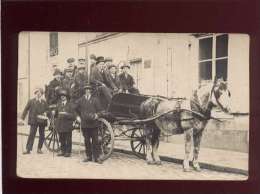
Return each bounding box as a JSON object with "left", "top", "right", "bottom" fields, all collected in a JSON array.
[
  {"left": 192, "top": 165, "right": 201, "bottom": 172},
  {"left": 183, "top": 160, "right": 190, "bottom": 172},
  {"left": 155, "top": 161, "right": 162, "bottom": 165},
  {"left": 192, "top": 161, "right": 201, "bottom": 172},
  {"left": 147, "top": 160, "right": 155, "bottom": 165}
]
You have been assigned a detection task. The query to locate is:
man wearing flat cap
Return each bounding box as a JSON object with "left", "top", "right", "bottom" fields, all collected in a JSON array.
[
  {"left": 20, "top": 87, "right": 48, "bottom": 154},
  {"left": 67, "top": 57, "right": 77, "bottom": 78},
  {"left": 55, "top": 88, "right": 76, "bottom": 157},
  {"left": 62, "top": 68, "right": 76, "bottom": 101},
  {"left": 119, "top": 61, "right": 139, "bottom": 94},
  {"left": 74, "top": 83, "right": 103, "bottom": 164},
  {"left": 46, "top": 69, "right": 63, "bottom": 105},
  {"left": 105, "top": 64, "right": 120, "bottom": 93},
  {"left": 90, "top": 56, "right": 112, "bottom": 103},
  {"left": 73, "top": 58, "right": 88, "bottom": 100}
]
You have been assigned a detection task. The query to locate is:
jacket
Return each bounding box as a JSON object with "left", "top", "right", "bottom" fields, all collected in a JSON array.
[
  {"left": 21, "top": 98, "right": 48, "bottom": 125},
  {"left": 74, "top": 95, "right": 103, "bottom": 128},
  {"left": 55, "top": 100, "right": 76, "bottom": 133},
  {"left": 105, "top": 72, "right": 120, "bottom": 90},
  {"left": 118, "top": 73, "right": 135, "bottom": 91},
  {"left": 90, "top": 68, "right": 105, "bottom": 86},
  {"left": 46, "top": 78, "right": 62, "bottom": 105}
]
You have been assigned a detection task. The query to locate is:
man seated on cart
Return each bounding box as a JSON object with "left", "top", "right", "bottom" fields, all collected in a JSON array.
[
  {"left": 118, "top": 62, "right": 140, "bottom": 94},
  {"left": 74, "top": 83, "right": 103, "bottom": 164},
  {"left": 90, "top": 56, "right": 112, "bottom": 106}
]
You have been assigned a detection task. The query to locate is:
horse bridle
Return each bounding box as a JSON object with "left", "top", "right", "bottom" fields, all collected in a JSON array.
[{"left": 209, "top": 85, "right": 228, "bottom": 113}]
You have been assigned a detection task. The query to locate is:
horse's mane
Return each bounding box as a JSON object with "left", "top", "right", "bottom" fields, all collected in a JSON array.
[{"left": 191, "top": 83, "right": 213, "bottom": 114}]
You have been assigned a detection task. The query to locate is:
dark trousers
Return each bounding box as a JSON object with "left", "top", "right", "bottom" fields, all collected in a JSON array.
[
  {"left": 58, "top": 132, "right": 72, "bottom": 154},
  {"left": 26, "top": 124, "right": 45, "bottom": 151},
  {"left": 82, "top": 127, "right": 100, "bottom": 160}
]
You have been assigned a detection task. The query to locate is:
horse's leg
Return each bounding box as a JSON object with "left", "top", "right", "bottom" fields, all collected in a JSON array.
[
  {"left": 183, "top": 128, "right": 193, "bottom": 172},
  {"left": 144, "top": 125, "right": 154, "bottom": 164},
  {"left": 151, "top": 127, "right": 161, "bottom": 165},
  {"left": 192, "top": 128, "right": 203, "bottom": 171}
]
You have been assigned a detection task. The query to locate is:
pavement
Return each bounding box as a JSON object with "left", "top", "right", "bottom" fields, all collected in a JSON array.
[
  {"left": 17, "top": 135, "right": 247, "bottom": 180},
  {"left": 17, "top": 125, "right": 248, "bottom": 176}
]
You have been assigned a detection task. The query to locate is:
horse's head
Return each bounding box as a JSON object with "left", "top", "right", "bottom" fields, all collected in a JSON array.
[{"left": 210, "top": 78, "right": 231, "bottom": 113}]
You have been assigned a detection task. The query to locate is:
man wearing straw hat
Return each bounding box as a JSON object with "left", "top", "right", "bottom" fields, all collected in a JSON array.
[{"left": 20, "top": 87, "right": 48, "bottom": 154}]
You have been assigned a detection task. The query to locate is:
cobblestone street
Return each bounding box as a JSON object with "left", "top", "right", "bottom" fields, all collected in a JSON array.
[{"left": 17, "top": 135, "right": 247, "bottom": 180}]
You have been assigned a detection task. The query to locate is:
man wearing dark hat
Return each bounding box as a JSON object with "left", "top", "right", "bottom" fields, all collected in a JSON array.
[
  {"left": 20, "top": 87, "right": 48, "bottom": 154},
  {"left": 90, "top": 56, "right": 112, "bottom": 103},
  {"left": 55, "top": 89, "right": 76, "bottom": 157},
  {"left": 89, "top": 54, "right": 97, "bottom": 76},
  {"left": 119, "top": 62, "right": 139, "bottom": 94},
  {"left": 105, "top": 64, "right": 120, "bottom": 93},
  {"left": 74, "top": 84, "right": 103, "bottom": 164},
  {"left": 46, "top": 69, "right": 63, "bottom": 105},
  {"left": 74, "top": 58, "right": 88, "bottom": 100},
  {"left": 103, "top": 57, "right": 113, "bottom": 87}
]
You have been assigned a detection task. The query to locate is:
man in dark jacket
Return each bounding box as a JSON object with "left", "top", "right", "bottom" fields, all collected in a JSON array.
[
  {"left": 90, "top": 56, "right": 112, "bottom": 103},
  {"left": 20, "top": 87, "right": 48, "bottom": 154},
  {"left": 55, "top": 89, "right": 76, "bottom": 157},
  {"left": 73, "top": 59, "right": 88, "bottom": 100},
  {"left": 62, "top": 68, "right": 76, "bottom": 100},
  {"left": 118, "top": 62, "right": 140, "bottom": 94},
  {"left": 46, "top": 69, "right": 63, "bottom": 105},
  {"left": 75, "top": 84, "right": 103, "bottom": 164},
  {"left": 106, "top": 64, "right": 120, "bottom": 93}
]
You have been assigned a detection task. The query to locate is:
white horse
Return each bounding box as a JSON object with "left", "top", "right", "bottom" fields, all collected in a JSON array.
[{"left": 140, "top": 79, "right": 231, "bottom": 171}]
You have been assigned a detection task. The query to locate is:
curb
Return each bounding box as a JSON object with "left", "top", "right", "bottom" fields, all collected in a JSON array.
[{"left": 18, "top": 132, "right": 248, "bottom": 176}]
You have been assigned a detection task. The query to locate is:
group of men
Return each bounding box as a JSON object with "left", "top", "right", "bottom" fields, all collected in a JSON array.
[{"left": 20, "top": 54, "right": 139, "bottom": 164}]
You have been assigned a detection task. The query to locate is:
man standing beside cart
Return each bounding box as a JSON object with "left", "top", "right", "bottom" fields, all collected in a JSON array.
[
  {"left": 20, "top": 87, "right": 48, "bottom": 154},
  {"left": 75, "top": 83, "right": 103, "bottom": 164},
  {"left": 55, "top": 89, "right": 76, "bottom": 157}
]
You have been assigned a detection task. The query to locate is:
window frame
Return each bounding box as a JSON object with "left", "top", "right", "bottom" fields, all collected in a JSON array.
[
  {"left": 198, "top": 33, "right": 228, "bottom": 84},
  {"left": 49, "top": 32, "right": 59, "bottom": 57}
]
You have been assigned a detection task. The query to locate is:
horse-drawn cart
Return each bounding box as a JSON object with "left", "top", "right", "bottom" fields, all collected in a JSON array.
[{"left": 43, "top": 93, "right": 152, "bottom": 160}]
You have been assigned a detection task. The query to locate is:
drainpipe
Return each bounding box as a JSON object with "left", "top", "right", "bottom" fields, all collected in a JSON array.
[
  {"left": 85, "top": 33, "right": 89, "bottom": 82},
  {"left": 28, "top": 32, "right": 31, "bottom": 99}
]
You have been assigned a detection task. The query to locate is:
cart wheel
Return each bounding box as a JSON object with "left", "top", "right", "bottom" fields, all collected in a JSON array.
[
  {"left": 98, "top": 118, "right": 114, "bottom": 161},
  {"left": 130, "top": 128, "right": 146, "bottom": 159},
  {"left": 44, "top": 126, "right": 61, "bottom": 152}
]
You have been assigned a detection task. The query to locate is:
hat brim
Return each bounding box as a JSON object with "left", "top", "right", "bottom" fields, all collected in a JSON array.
[{"left": 121, "top": 65, "right": 130, "bottom": 69}]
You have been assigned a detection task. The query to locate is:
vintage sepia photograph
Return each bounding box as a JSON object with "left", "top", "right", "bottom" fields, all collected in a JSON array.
[{"left": 17, "top": 32, "right": 249, "bottom": 180}]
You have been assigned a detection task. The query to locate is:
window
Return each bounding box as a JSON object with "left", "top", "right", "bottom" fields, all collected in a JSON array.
[
  {"left": 50, "top": 32, "right": 58, "bottom": 57},
  {"left": 198, "top": 34, "right": 228, "bottom": 82}
]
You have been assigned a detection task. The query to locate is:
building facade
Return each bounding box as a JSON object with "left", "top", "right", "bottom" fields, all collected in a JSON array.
[{"left": 18, "top": 32, "right": 249, "bottom": 114}]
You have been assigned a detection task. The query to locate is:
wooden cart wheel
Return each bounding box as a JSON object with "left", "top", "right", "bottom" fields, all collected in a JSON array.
[
  {"left": 130, "top": 128, "right": 146, "bottom": 159},
  {"left": 44, "top": 121, "right": 60, "bottom": 153},
  {"left": 97, "top": 118, "right": 114, "bottom": 161}
]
